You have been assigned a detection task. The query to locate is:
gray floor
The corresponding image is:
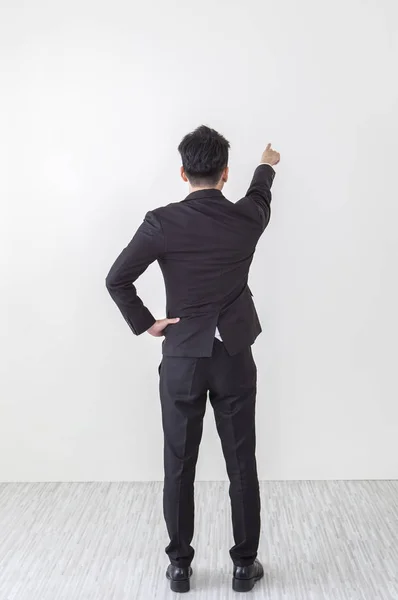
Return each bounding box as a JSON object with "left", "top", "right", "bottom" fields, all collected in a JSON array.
[{"left": 0, "top": 481, "right": 397, "bottom": 600}]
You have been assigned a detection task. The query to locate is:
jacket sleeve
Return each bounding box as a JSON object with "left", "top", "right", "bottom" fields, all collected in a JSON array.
[
  {"left": 105, "top": 211, "right": 164, "bottom": 335},
  {"left": 236, "top": 164, "right": 275, "bottom": 230}
]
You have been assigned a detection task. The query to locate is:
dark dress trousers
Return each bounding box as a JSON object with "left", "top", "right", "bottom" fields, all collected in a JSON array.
[{"left": 106, "top": 164, "right": 275, "bottom": 567}]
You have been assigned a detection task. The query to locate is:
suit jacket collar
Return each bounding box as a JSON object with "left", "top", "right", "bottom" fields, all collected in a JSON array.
[{"left": 183, "top": 189, "right": 225, "bottom": 202}]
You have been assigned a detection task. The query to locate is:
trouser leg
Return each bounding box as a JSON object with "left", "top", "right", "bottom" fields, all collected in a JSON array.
[
  {"left": 159, "top": 356, "right": 208, "bottom": 567},
  {"left": 209, "top": 341, "right": 260, "bottom": 567}
]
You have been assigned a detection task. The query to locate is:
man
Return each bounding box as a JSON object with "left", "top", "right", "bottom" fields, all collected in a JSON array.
[{"left": 106, "top": 126, "right": 280, "bottom": 593}]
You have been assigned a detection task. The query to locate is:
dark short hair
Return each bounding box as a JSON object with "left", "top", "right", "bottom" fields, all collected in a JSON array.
[{"left": 178, "top": 125, "right": 230, "bottom": 187}]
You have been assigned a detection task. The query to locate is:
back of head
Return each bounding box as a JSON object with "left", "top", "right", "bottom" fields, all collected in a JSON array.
[{"left": 178, "top": 125, "right": 230, "bottom": 188}]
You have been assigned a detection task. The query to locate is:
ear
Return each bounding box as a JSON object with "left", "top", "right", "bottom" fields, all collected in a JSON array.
[
  {"left": 221, "top": 166, "right": 229, "bottom": 183},
  {"left": 180, "top": 166, "right": 189, "bottom": 182}
]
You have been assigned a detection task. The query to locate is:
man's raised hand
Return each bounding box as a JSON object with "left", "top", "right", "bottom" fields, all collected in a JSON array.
[{"left": 261, "top": 143, "right": 280, "bottom": 166}]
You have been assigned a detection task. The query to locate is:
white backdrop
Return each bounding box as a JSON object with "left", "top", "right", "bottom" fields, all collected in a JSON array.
[{"left": 1, "top": 0, "right": 398, "bottom": 481}]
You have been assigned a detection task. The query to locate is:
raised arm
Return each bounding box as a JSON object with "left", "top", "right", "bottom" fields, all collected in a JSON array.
[{"left": 237, "top": 143, "right": 280, "bottom": 230}]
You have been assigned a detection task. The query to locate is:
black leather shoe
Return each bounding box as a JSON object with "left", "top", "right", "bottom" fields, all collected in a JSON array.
[
  {"left": 232, "top": 559, "right": 264, "bottom": 592},
  {"left": 166, "top": 564, "right": 193, "bottom": 593}
]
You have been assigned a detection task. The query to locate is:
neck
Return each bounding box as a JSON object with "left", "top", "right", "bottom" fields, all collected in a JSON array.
[{"left": 189, "top": 183, "right": 224, "bottom": 194}]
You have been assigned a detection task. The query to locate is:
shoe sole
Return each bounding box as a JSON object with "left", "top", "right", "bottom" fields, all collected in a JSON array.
[
  {"left": 232, "top": 572, "right": 263, "bottom": 593},
  {"left": 166, "top": 573, "right": 191, "bottom": 593}
]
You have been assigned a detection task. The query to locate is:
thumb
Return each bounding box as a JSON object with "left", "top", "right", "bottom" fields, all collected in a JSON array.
[
  {"left": 166, "top": 317, "right": 180, "bottom": 324},
  {"left": 266, "top": 143, "right": 271, "bottom": 150}
]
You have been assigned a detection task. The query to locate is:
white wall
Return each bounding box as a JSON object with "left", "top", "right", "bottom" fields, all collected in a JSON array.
[{"left": 1, "top": 0, "right": 398, "bottom": 481}]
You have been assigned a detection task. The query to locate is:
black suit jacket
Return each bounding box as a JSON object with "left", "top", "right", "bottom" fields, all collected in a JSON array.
[{"left": 106, "top": 164, "right": 275, "bottom": 357}]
